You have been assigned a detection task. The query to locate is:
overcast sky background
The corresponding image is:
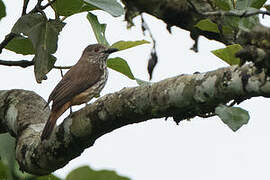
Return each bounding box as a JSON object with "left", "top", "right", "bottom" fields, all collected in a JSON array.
[{"left": 1, "top": 1, "right": 270, "bottom": 180}]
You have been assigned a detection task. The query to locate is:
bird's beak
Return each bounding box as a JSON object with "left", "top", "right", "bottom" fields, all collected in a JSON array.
[{"left": 103, "top": 48, "right": 118, "bottom": 54}]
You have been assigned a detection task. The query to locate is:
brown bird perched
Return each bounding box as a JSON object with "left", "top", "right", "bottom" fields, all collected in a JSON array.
[{"left": 41, "top": 44, "right": 118, "bottom": 140}]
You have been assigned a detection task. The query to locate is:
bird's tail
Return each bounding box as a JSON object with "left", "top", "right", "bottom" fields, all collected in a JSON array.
[
  {"left": 41, "top": 114, "right": 57, "bottom": 141},
  {"left": 41, "top": 102, "right": 71, "bottom": 141}
]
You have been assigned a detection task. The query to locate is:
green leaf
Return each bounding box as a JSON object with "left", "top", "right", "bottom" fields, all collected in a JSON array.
[
  {"left": 251, "top": 0, "right": 266, "bottom": 8},
  {"left": 195, "top": 19, "right": 232, "bottom": 34},
  {"left": 0, "top": 134, "right": 60, "bottom": 179},
  {"left": 214, "top": 0, "right": 233, "bottom": 10},
  {"left": 80, "top": 3, "right": 98, "bottom": 12},
  {"left": 12, "top": 14, "right": 65, "bottom": 83},
  {"left": 87, "top": 12, "right": 109, "bottom": 46},
  {"left": 53, "top": 0, "right": 83, "bottom": 16},
  {"left": 0, "top": 161, "right": 9, "bottom": 180},
  {"left": 111, "top": 40, "right": 150, "bottom": 51},
  {"left": 0, "top": 0, "right": 6, "bottom": 21},
  {"left": 107, "top": 57, "right": 135, "bottom": 80},
  {"left": 0, "top": 133, "right": 34, "bottom": 179},
  {"left": 0, "top": 133, "right": 15, "bottom": 180},
  {"left": 223, "top": 15, "right": 240, "bottom": 30},
  {"left": 66, "top": 166, "right": 130, "bottom": 180},
  {"left": 211, "top": 44, "right": 243, "bottom": 65},
  {"left": 236, "top": 0, "right": 266, "bottom": 9},
  {"left": 236, "top": 0, "right": 251, "bottom": 9},
  {"left": 235, "top": 0, "right": 266, "bottom": 9},
  {"left": 37, "top": 174, "right": 62, "bottom": 180},
  {"left": 5, "top": 36, "right": 34, "bottom": 55},
  {"left": 215, "top": 105, "right": 250, "bottom": 131},
  {"left": 225, "top": 9, "right": 259, "bottom": 32},
  {"left": 53, "top": 0, "right": 97, "bottom": 17},
  {"left": 238, "top": 11, "right": 259, "bottom": 31},
  {"left": 84, "top": 0, "right": 124, "bottom": 17},
  {"left": 237, "top": 0, "right": 255, "bottom": 9}
]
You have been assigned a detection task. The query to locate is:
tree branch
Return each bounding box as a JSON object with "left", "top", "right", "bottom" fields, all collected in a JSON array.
[
  {"left": 0, "top": 59, "right": 72, "bottom": 69},
  {"left": 29, "top": 0, "right": 57, "bottom": 14},
  {"left": 202, "top": 9, "right": 270, "bottom": 17},
  {"left": 0, "top": 59, "right": 34, "bottom": 68},
  {"left": 22, "top": 0, "right": 30, "bottom": 16},
  {"left": 0, "top": 33, "right": 17, "bottom": 54},
  {"left": 54, "top": 65, "right": 72, "bottom": 69},
  {"left": 1, "top": 63, "right": 270, "bottom": 175}
]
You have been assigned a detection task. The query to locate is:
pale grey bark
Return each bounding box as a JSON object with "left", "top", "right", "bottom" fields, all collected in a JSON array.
[{"left": 0, "top": 63, "right": 270, "bottom": 175}]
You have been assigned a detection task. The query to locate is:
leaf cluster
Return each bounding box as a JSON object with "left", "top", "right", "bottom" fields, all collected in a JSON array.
[
  {"left": 193, "top": 0, "right": 268, "bottom": 130},
  {"left": 0, "top": 0, "right": 149, "bottom": 83}
]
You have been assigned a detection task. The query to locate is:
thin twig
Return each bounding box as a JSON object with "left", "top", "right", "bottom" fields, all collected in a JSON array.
[
  {"left": 22, "top": 0, "right": 30, "bottom": 15},
  {"left": 42, "top": 0, "right": 57, "bottom": 10},
  {"left": 0, "top": 59, "right": 72, "bottom": 69},
  {"left": 0, "top": 33, "right": 17, "bottom": 54},
  {"left": 48, "top": 0, "right": 59, "bottom": 19},
  {"left": 60, "top": 69, "right": 64, "bottom": 78},
  {"left": 29, "top": 0, "right": 57, "bottom": 13},
  {"left": 0, "top": 60, "right": 34, "bottom": 68},
  {"left": 54, "top": 65, "right": 72, "bottom": 69}
]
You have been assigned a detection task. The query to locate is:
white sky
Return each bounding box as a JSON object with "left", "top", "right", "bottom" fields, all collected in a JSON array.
[{"left": 1, "top": 1, "right": 270, "bottom": 180}]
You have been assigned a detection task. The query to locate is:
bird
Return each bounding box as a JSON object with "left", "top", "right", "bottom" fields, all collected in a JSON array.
[{"left": 41, "top": 44, "right": 118, "bottom": 140}]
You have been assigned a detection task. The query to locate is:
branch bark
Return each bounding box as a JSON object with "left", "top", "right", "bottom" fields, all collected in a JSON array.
[{"left": 1, "top": 63, "right": 270, "bottom": 175}]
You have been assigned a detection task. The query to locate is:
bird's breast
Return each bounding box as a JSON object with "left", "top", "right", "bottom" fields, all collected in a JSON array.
[{"left": 71, "top": 69, "right": 108, "bottom": 105}]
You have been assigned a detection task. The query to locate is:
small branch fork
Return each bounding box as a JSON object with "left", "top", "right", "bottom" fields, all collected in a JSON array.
[
  {"left": 29, "top": 0, "right": 57, "bottom": 14},
  {"left": 0, "top": 0, "right": 62, "bottom": 70},
  {"left": 0, "top": 0, "right": 57, "bottom": 54}
]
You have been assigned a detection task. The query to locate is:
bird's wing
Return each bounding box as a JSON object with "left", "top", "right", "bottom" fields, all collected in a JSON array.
[{"left": 48, "top": 61, "right": 103, "bottom": 110}]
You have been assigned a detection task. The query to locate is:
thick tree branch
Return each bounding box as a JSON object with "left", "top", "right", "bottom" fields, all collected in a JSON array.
[{"left": 1, "top": 63, "right": 270, "bottom": 175}]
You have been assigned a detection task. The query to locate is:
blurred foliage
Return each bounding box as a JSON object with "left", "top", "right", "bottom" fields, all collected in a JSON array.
[
  {"left": 0, "top": 158, "right": 131, "bottom": 180},
  {"left": 0, "top": 0, "right": 6, "bottom": 21}
]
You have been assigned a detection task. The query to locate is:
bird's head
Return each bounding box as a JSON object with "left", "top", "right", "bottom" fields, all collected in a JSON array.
[{"left": 83, "top": 44, "right": 118, "bottom": 61}]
